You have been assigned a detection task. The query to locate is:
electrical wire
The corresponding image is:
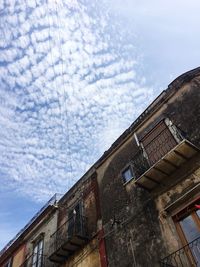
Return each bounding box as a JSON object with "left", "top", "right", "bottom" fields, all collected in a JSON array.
[{"left": 53, "top": 0, "right": 75, "bottom": 188}]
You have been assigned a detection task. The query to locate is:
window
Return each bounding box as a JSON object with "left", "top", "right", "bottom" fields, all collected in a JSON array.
[
  {"left": 174, "top": 200, "right": 200, "bottom": 266},
  {"left": 122, "top": 166, "right": 134, "bottom": 183},
  {"left": 4, "top": 258, "right": 12, "bottom": 267},
  {"left": 32, "top": 238, "right": 44, "bottom": 267},
  {"left": 68, "top": 203, "right": 82, "bottom": 237}
]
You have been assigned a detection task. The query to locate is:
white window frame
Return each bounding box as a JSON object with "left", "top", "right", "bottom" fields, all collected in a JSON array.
[
  {"left": 122, "top": 165, "right": 135, "bottom": 184},
  {"left": 32, "top": 238, "right": 44, "bottom": 267}
]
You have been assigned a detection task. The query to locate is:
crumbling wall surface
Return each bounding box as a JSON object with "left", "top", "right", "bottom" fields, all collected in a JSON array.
[
  {"left": 61, "top": 238, "right": 100, "bottom": 267},
  {"left": 136, "top": 75, "right": 200, "bottom": 147},
  {"left": 152, "top": 76, "right": 200, "bottom": 256},
  {"left": 163, "top": 76, "right": 200, "bottom": 147},
  {"left": 98, "top": 138, "right": 167, "bottom": 267},
  {"left": 155, "top": 165, "right": 200, "bottom": 257},
  {"left": 57, "top": 174, "right": 99, "bottom": 238},
  {"left": 97, "top": 74, "right": 200, "bottom": 266}
]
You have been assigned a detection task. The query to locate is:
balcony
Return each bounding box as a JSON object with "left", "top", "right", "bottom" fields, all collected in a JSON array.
[
  {"left": 135, "top": 139, "right": 199, "bottom": 191},
  {"left": 48, "top": 215, "right": 88, "bottom": 263},
  {"left": 129, "top": 119, "right": 200, "bottom": 191},
  {"left": 160, "top": 236, "right": 200, "bottom": 267}
]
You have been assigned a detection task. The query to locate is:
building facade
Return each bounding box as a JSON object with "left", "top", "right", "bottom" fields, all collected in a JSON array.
[
  {"left": 96, "top": 68, "right": 200, "bottom": 267},
  {"left": 0, "top": 194, "right": 59, "bottom": 267},
  {"left": 0, "top": 67, "right": 200, "bottom": 267}
]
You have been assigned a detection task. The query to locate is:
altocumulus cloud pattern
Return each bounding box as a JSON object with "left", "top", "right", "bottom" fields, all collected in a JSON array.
[{"left": 0, "top": 0, "right": 153, "bottom": 202}]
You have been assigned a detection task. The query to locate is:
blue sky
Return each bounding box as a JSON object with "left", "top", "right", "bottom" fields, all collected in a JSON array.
[{"left": 0, "top": 0, "right": 200, "bottom": 249}]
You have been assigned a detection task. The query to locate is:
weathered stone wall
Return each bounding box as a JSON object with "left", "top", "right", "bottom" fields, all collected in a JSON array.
[
  {"left": 136, "top": 75, "right": 200, "bottom": 147},
  {"left": 163, "top": 77, "right": 200, "bottom": 147},
  {"left": 97, "top": 137, "right": 167, "bottom": 267},
  {"left": 97, "top": 74, "right": 200, "bottom": 266}
]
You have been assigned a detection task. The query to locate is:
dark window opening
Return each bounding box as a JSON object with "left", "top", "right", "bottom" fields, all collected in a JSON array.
[
  {"left": 4, "top": 258, "right": 12, "bottom": 267},
  {"left": 122, "top": 166, "right": 135, "bottom": 183},
  {"left": 68, "top": 203, "right": 83, "bottom": 237}
]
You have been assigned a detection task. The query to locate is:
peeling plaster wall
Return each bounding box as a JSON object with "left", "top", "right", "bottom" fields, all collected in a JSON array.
[{"left": 61, "top": 239, "right": 100, "bottom": 267}]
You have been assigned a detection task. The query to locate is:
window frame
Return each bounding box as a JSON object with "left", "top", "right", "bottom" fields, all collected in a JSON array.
[
  {"left": 32, "top": 237, "right": 44, "bottom": 267},
  {"left": 173, "top": 199, "right": 200, "bottom": 266},
  {"left": 4, "top": 258, "right": 13, "bottom": 267},
  {"left": 68, "top": 201, "right": 83, "bottom": 237},
  {"left": 121, "top": 165, "right": 135, "bottom": 184}
]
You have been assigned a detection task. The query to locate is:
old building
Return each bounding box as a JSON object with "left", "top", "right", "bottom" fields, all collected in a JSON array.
[
  {"left": 0, "top": 194, "right": 60, "bottom": 267},
  {"left": 95, "top": 67, "right": 200, "bottom": 267},
  {"left": 47, "top": 168, "right": 105, "bottom": 267},
  {"left": 0, "top": 170, "right": 106, "bottom": 267},
  {"left": 0, "top": 67, "right": 200, "bottom": 267}
]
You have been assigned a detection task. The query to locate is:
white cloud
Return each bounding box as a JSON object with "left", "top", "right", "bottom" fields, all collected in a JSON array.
[
  {"left": 0, "top": 0, "right": 155, "bottom": 204},
  {"left": 104, "top": 0, "right": 200, "bottom": 86}
]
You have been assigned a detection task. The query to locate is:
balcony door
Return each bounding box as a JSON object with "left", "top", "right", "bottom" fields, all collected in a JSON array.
[
  {"left": 141, "top": 119, "right": 177, "bottom": 165},
  {"left": 176, "top": 206, "right": 200, "bottom": 266},
  {"left": 68, "top": 203, "right": 82, "bottom": 238}
]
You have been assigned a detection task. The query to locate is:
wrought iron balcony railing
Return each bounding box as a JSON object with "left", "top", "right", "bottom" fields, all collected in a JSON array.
[
  {"left": 131, "top": 148, "right": 150, "bottom": 179},
  {"left": 48, "top": 215, "right": 88, "bottom": 263},
  {"left": 132, "top": 123, "right": 199, "bottom": 191},
  {"left": 160, "top": 236, "right": 200, "bottom": 267}
]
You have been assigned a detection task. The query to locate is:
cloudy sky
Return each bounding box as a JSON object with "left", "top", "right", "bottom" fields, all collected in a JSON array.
[{"left": 0, "top": 0, "right": 200, "bottom": 249}]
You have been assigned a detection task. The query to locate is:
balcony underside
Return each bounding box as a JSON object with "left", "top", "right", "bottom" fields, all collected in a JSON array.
[
  {"left": 135, "top": 140, "right": 200, "bottom": 191},
  {"left": 49, "top": 235, "right": 88, "bottom": 263}
]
